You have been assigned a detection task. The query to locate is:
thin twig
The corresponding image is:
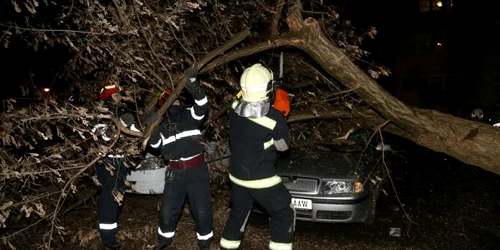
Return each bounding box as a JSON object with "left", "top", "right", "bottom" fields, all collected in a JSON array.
[
  {"left": 0, "top": 113, "right": 110, "bottom": 121},
  {"left": 4, "top": 211, "right": 57, "bottom": 239},
  {"left": 111, "top": 0, "right": 125, "bottom": 27},
  {"left": 10, "top": 191, "right": 62, "bottom": 207},
  {"left": 131, "top": 1, "right": 172, "bottom": 86},
  {"left": 0, "top": 165, "right": 89, "bottom": 177},
  {"left": 377, "top": 130, "right": 414, "bottom": 237},
  {"left": 169, "top": 24, "right": 196, "bottom": 64},
  {"left": 0, "top": 24, "right": 105, "bottom": 35},
  {"left": 271, "top": 0, "right": 286, "bottom": 39}
]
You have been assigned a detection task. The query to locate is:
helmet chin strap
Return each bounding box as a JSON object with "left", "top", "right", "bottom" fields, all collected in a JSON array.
[{"left": 266, "top": 80, "right": 274, "bottom": 94}]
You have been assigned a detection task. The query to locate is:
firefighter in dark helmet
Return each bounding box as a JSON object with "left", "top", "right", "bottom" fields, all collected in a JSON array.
[
  {"left": 148, "top": 68, "right": 213, "bottom": 250},
  {"left": 220, "top": 63, "right": 295, "bottom": 250}
]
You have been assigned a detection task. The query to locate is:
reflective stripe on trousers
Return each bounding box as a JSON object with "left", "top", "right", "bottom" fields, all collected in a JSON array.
[
  {"left": 220, "top": 237, "right": 241, "bottom": 249},
  {"left": 197, "top": 231, "right": 213, "bottom": 240},
  {"left": 99, "top": 222, "right": 118, "bottom": 230},
  {"left": 158, "top": 228, "right": 175, "bottom": 238},
  {"left": 269, "top": 241, "right": 293, "bottom": 250},
  {"left": 159, "top": 228, "right": 213, "bottom": 241}
]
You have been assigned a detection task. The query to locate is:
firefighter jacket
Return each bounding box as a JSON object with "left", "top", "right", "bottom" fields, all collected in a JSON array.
[
  {"left": 228, "top": 104, "right": 291, "bottom": 189},
  {"left": 148, "top": 88, "right": 208, "bottom": 161},
  {"left": 91, "top": 102, "right": 141, "bottom": 153}
]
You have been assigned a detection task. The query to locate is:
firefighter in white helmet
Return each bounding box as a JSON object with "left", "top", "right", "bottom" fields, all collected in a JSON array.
[{"left": 221, "top": 63, "right": 295, "bottom": 250}]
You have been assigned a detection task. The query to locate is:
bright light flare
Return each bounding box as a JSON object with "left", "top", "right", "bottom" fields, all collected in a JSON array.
[
  {"left": 437, "top": 42, "right": 442, "bottom": 46},
  {"left": 354, "top": 181, "right": 363, "bottom": 193},
  {"left": 43, "top": 88, "right": 50, "bottom": 93},
  {"left": 437, "top": 1, "right": 443, "bottom": 7}
]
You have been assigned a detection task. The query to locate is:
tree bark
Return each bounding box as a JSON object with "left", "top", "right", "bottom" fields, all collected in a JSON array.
[{"left": 282, "top": 2, "right": 500, "bottom": 174}]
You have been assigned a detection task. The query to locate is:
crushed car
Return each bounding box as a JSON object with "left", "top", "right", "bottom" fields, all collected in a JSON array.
[{"left": 262, "top": 128, "right": 388, "bottom": 223}]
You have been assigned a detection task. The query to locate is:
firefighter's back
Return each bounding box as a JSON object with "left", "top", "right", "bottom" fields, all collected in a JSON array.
[{"left": 228, "top": 108, "right": 283, "bottom": 180}]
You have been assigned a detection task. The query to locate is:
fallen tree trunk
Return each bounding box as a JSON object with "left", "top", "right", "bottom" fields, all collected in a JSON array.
[
  {"left": 281, "top": 2, "right": 500, "bottom": 174},
  {"left": 287, "top": 100, "right": 500, "bottom": 174}
]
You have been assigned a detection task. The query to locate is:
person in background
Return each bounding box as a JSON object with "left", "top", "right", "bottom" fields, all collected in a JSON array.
[
  {"left": 92, "top": 83, "right": 141, "bottom": 249},
  {"left": 220, "top": 63, "right": 295, "bottom": 250},
  {"left": 148, "top": 68, "right": 213, "bottom": 250}
]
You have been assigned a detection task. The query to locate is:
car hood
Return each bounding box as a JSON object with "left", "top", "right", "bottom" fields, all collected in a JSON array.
[{"left": 276, "top": 148, "right": 377, "bottom": 181}]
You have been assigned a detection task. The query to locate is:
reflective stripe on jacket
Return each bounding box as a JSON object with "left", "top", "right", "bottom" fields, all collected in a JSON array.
[{"left": 228, "top": 98, "right": 291, "bottom": 183}]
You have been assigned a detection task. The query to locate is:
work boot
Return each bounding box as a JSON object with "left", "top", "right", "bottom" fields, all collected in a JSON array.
[
  {"left": 198, "top": 239, "right": 212, "bottom": 250},
  {"left": 153, "top": 237, "right": 173, "bottom": 250},
  {"left": 153, "top": 243, "right": 170, "bottom": 250},
  {"left": 100, "top": 229, "right": 121, "bottom": 249},
  {"left": 103, "top": 241, "right": 121, "bottom": 250}
]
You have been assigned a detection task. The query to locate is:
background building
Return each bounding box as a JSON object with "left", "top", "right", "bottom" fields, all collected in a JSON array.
[{"left": 392, "top": 0, "right": 500, "bottom": 117}]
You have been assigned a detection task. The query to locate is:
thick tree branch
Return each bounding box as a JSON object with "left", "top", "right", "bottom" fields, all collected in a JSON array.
[
  {"left": 141, "top": 29, "right": 251, "bottom": 148},
  {"left": 271, "top": 0, "right": 286, "bottom": 39},
  {"left": 202, "top": 38, "right": 294, "bottom": 73}
]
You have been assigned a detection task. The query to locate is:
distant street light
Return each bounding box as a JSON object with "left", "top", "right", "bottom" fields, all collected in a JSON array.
[
  {"left": 43, "top": 88, "right": 50, "bottom": 93},
  {"left": 437, "top": 1, "right": 443, "bottom": 7}
]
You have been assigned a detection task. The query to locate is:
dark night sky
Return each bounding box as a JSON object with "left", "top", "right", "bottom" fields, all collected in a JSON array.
[{"left": 0, "top": 40, "right": 73, "bottom": 103}]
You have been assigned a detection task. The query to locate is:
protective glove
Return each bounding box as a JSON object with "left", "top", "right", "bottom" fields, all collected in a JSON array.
[
  {"left": 184, "top": 67, "right": 200, "bottom": 93},
  {"left": 119, "top": 113, "right": 135, "bottom": 128},
  {"left": 274, "top": 138, "right": 289, "bottom": 152}
]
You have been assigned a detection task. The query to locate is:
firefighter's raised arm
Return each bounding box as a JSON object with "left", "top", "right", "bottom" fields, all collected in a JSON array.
[{"left": 184, "top": 67, "right": 209, "bottom": 125}]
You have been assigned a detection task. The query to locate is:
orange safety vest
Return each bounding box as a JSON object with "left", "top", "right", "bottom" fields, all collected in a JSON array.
[{"left": 273, "top": 88, "right": 291, "bottom": 117}]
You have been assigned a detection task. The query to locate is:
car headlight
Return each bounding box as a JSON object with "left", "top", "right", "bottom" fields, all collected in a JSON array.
[{"left": 321, "top": 180, "right": 363, "bottom": 194}]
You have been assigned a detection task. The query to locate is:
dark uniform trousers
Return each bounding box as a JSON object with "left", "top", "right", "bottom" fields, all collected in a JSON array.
[
  {"left": 157, "top": 162, "right": 213, "bottom": 249},
  {"left": 221, "top": 182, "right": 295, "bottom": 250},
  {"left": 96, "top": 157, "right": 127, "bottom": 245}
]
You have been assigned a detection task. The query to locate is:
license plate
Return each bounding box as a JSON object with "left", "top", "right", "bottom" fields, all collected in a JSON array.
[{"left": 292, "top": 198, "right": 312, "bottom": 210}]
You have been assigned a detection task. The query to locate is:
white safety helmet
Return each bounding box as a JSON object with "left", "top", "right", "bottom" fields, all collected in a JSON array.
[{"left": 240, "top": 63, "right": 273, "bottom": 102}]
